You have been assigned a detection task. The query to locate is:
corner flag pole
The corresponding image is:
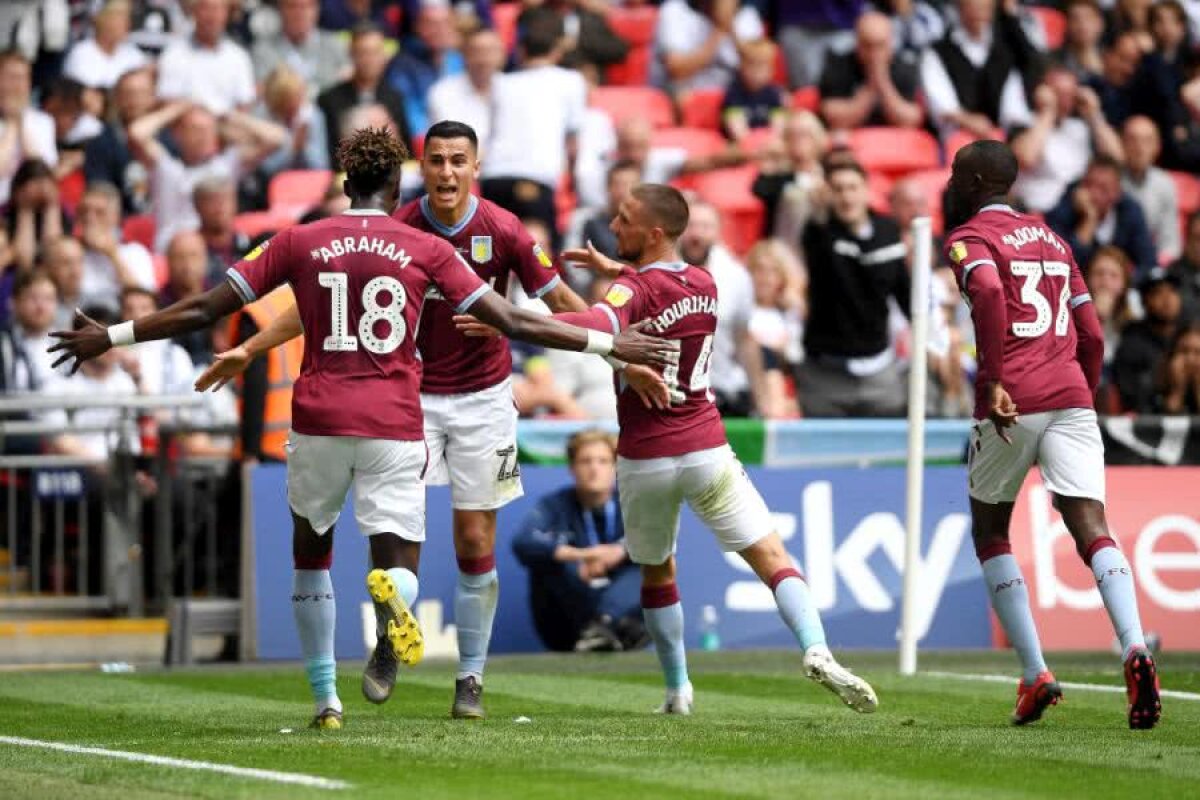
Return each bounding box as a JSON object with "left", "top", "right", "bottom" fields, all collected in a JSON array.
[{"left": 899, "top": 216, "right": 933, "bottom": 676}]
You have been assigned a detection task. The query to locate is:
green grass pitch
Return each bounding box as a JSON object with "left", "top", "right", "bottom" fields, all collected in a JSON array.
[{"left": 1, "top": 650, "right": 1198, "bottom": 800}]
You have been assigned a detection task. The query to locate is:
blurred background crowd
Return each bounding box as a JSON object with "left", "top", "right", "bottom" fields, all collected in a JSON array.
[{"left": 2, "top": 0, "right": 1200, "bottom": 470}]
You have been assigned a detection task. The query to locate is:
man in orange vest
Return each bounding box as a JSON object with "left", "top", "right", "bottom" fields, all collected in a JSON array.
[{"left": 226, "top": 286, "right": 304, "bottom": 462}]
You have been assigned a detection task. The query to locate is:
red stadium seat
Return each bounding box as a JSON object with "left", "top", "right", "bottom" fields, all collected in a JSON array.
[
  {"left": 792, "top": 86, "right": 820, "bottom": 113},
  {"left": 492, "top": 2, "right": 520, "bottom": 52},
  {"left": 867, "top": 171, "right": 893, "bottom": 214},
  {"left": 849, "top": 127, "right": 940, "bottom": 177},
  {"left": 738, "top": 127, "right": 779, "bottom": 153},
  {"left": 122, "top": 214, "right": 155, "bottom": 251},
  {"left": 1169, "top": 170, "right": 1200, "bottom": 216},
  {"left": 686, "top": 166, "right": 763, "bottom": 256},
  {"left": 590, "top": 86, "right": 675, "bottom": 128},
  {"left": 606, "top": 45, "right": 652, "bottom": 86},
  {"left": 1030, "top": 6, "right": 1066, "bottom": 50},
  {"left": 268, "top": 169, "right": 334, "bottom": 218},
  {"left": 58, "top": 168, "right": 85, "bottom": 216},
  {"left": 234, "top": 210, "right": 296, "bottom": 239},
  {"left": 680, "top": 88, "right": 726, "bottom": 131},
  {"left": 652, "top": 127, "right": 727, "bottom": 157},
  {"left": 555, "top": 173, "right": 576, "bottom": 233},
  {"left": 945, "top": 127, "right": 1004, "bottom": 162},
  {"left": 606, "top": 5, "right": 658, "bottom": 46},
  {"left": 410, "top": 133, "right": 425, "bottom": 158}
]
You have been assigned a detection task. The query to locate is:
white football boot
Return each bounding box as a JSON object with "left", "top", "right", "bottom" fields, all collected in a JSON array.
[
  {"left": 654, "top": 682, "right": 694, "bottom": 715},
  {"left": 803, "top": 647, "right": 878, "bottom": 713}
]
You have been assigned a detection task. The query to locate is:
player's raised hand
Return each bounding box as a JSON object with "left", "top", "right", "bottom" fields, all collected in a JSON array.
[
  {"left": 452, "top": 314, "right": 503, "bottom": 338},
  {"left": 195, "top": 345, "right": 252, "bottom": 392},
  {"left": 612, "top": 319, "right": 680, "bottom": 368},
  {"left": 561, "top": 240, "right": 628, "bottom": 279},
  {"left": 987, "top": 381, "right": 1019, "bottom": 444},
  {"left": 623, "top": 363, "right": 680, "bottom": 409},
  {"left": 47, "top": 309, "right": 112, "bottom": 375}
]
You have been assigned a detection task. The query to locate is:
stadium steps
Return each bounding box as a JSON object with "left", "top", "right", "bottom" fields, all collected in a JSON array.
[{"left": 0, "top": 616, "right": 169, "bottom": 666}]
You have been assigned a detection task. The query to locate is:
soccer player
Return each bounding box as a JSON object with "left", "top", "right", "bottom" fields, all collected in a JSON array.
[
  {"left": 196, "top": 119, "right": 669, "bottom": 720},
  {"left": 477, "top": 184, "right": 879, "bottom": 715},
  {"left": 48, "top": 128, "right": 677, "bottom": 730},
  {"left": 943, "top": 140, "right": 1161, "bottom": 729}
]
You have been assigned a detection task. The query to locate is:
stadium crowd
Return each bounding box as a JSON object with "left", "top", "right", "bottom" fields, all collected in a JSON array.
[{"left": 2, "top": 0, "right": 1200, "bottom": 468}]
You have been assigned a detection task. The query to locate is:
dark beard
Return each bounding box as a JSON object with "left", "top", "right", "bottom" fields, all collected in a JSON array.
[{"left": 681, "top": 243, "right": 711, "bottom": 267}]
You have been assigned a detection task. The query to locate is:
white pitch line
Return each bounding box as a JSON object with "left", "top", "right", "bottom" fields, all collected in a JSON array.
[
  {"left": 924, "top": 671, "right": 1200, "bottom": 701},
  {"left": 0, "top": 736, "right": 351, "bottom": 790}
]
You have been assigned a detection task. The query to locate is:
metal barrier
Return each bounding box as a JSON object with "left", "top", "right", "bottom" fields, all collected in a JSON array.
[{"left": 0, "top": 395, "right": 238, "bottom": 627}]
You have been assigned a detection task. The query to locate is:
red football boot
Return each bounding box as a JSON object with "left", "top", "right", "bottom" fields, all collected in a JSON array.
[
  {"left": 1012, "top": 670, "right": 1062, "bottom": 726},
  {"left": 1124, "top": 648, "right": 1162, "bottom": 730}
]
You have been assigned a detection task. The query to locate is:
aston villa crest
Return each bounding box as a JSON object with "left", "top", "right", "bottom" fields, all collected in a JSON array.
[{"left": 471, "top": 235, "right": 493, "bottom": 263}]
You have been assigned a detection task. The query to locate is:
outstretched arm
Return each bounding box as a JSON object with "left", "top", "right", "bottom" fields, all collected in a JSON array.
[
  {"left": 195, "top": 302, "right": 304, "bottom": 391},
  {"left": 50, "top": 282, "right": 244, "bottom": 373}
]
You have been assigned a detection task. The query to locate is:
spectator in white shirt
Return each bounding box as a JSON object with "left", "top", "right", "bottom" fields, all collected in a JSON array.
[
  {"left": 543, "top": 277, "right": 620, "bottom": 419},
  {"left": 251, "top": 0, "right": 350, "bottom": 99},
  {"left": 258, "top": 65, "right": 330, "bottom": 175},
  {"left": 1011, "top": 65, "right": 1124, "bottom": 213},
  {"left": 1122, "top": 114, "right": 1181, "bottom": 262},
  {"left": 119, "top": 287, "right": 194, "bottom": 397},
  {"left": 651, "top": 0, "right": 765, "bottom": 96},
  {"left": 481, "top": 9, "right": 586, "bottom": 243},
  {"left": 129, "top": 100, "right": 286, "bottom": 251},
  {"left": 428, "top": 27, "right": 504, "bottom": 150},
  {"left": 0, "top": 49, "right": 58, "bottom": 206},
  {"left": 919, "top": 0, "right": 1035, "bottom": 139},
  {"left": 76, "top": 181, "right": 156, "bottom": 310},
  {"left": 679, "top": 200, "right": 767, "bottom": 417},
  {"left": 61, "top": 0, "right": 148, "bottom": 91},
  {"left": 156, "top": 0, "right": 256, "bottom": 115},
  {"left": 7, "top": 269, "right": 61, "bottom": 388},
  {"left": 42, "top": 235, "right": 85, "bottom": 329}
]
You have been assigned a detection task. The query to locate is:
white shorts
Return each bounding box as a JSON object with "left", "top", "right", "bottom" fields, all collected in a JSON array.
[
  {"left": 617, "top": 444, "right": 774, "bottom": 566},
  {"left": 285, "top": 431, "right": 427, "bottom": 539},
  {"left": 968, "top": 408, "right": 1106, "bottom": 505},
  {"left": 421, "top": 377, "right": 523, "bottom": 511}
]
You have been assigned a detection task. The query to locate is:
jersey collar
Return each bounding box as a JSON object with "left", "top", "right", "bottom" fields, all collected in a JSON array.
[
  {"left": 637, "top": 260, "right": 687, "bottom": 273},
  {"left": 420, "top": 193, "right": 478, "bottom": 236},
  {"left": 978, "top": 202, "right": 1016, "bottom": 214},
  {"left": 342, "top": 208, "right": 388, "bottom": 216}
]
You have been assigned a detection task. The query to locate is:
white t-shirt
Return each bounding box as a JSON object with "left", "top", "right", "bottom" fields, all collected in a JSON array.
[
  {"left": 80, "top": 241, "right": 158, "bottom": 308},
  {"left": 482, "top": 66, "right": 586, "bottom": 188},
  {"left": 1012, "top": 117, "right": 1091, "bottom": 212},
  {"left": 0, "top": 107, "right": 58, "bottom": 205},
  {"left": 427, "top": 74, "right": 492, "bottom": 151},
  {"left": 131, "top": 338, "right": 194, "bottom": 397},
  {"left": 43, "top": 369, "right": 141, "bottom": 460},
  {"left": 156, "top": 36, "right": 255, "bottom": 115},
  {"left": 702, "top": 244, "right": 754, "bottom": 396},
  {"left": 62, "top": 38, "right": 148, "bottom": 89},
  {"left": 651, "top": 0, "right": 764, "bottom": 93},
  {"left": 151, "top": 148, "right": 242, "bottom": 252},
  {"left": 544, "top": 349, "right": 618, "bottom": 419}
]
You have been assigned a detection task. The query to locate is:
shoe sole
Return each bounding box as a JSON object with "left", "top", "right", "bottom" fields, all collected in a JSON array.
[
  {"left": 805, "top": 663, "right": 879, "bottom": 713},
  {"left": 1126, "top": 653, "right": 1162, "bottom": 730},
  {"left": 451, "top": 706, "right": 486, "bottom": 720},
  {"left": 309, "top": 711, "right": 343, "bottom": 730},
  {"left": 366, "top": 569, "right": 424, "bottom": 666},
  {"left": 1012, "top": 682, "right": 1063, "bottom": 726},
  {"left": 362, "top": 671, "right": 394, "bottom": 705}
]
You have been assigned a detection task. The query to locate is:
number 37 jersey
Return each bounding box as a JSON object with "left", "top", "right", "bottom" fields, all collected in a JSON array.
[
  {"left": 944, "top": 204, "right": 1094, "bottom": 419},
  {"left": 227, "top": 210, "right": 488, "bottom": 441},
  {"left": 597, "top": 262, "right": 726, "bottom": 460}
]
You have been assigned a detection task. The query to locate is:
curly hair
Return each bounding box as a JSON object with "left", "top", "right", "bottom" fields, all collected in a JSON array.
[{"left": 335, "top": 127, "right": 409, "bottom": 198}]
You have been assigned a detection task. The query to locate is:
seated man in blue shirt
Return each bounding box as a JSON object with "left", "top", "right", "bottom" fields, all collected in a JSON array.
[{"left": 512, "top": 429, "right": 647, "bottom": 652}]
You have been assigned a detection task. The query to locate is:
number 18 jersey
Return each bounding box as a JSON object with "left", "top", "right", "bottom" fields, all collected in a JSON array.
[
  {"left": 596, "top": 262, "right": 726, "bottom": 459},
  {"left": 227, "top": 210, "right": 488, "bottom": 441},
  {"left": 944, "top": 203, "right": 1094, "bottom": 420}
]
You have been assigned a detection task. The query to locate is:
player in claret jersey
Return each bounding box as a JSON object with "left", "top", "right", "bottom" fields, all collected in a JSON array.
[
  {"left": 943, "top": 140, "right": 1161, "bottom": 729},
  {"left": 495, "top": 184, "right": 879, "bottom": 715},
  {"left": 48, "top": 129, "right": 676, "bottom": 731}
]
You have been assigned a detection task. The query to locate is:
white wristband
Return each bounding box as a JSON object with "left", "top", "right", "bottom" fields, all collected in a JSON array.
[
  {"left": 603, "top": 355, "right": 627, "bottom": 371},
  {"left": 583, "top": 329, "right": 614, "bottom": 356},
  {"left": 107, "top": 321, "right": 136, "bottom": 347}
]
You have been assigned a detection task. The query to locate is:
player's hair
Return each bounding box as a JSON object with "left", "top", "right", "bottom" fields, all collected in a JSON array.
[
  {"left": 120, "top": 286, "right": 158, "bottom": 309},
  {"left": 336, "top": 127, "right": 409, "bottom": 197},
  {"left": 956, "top": 139, "right": 1019, "bottom": 190},
  {"left": 520, "top": 7, "right": 565, "bottom": 59},
  {"left": 1087, "top": 153, "right": 1123, "bottom": 177},
  {"left": 76, "top": 305, "right": 119, "bottom": 329},
  {"left": 12, "top": 269, "right": 56, "bottom": 300},
  {"left": 631, "top": 184, "right": 690, "bottom": 239},
  {"left": 567, "top": 429, "right": 617, "bottom": 464},
  {"left": 425, "top": 120, "right": 478, "bottom": 152}
]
